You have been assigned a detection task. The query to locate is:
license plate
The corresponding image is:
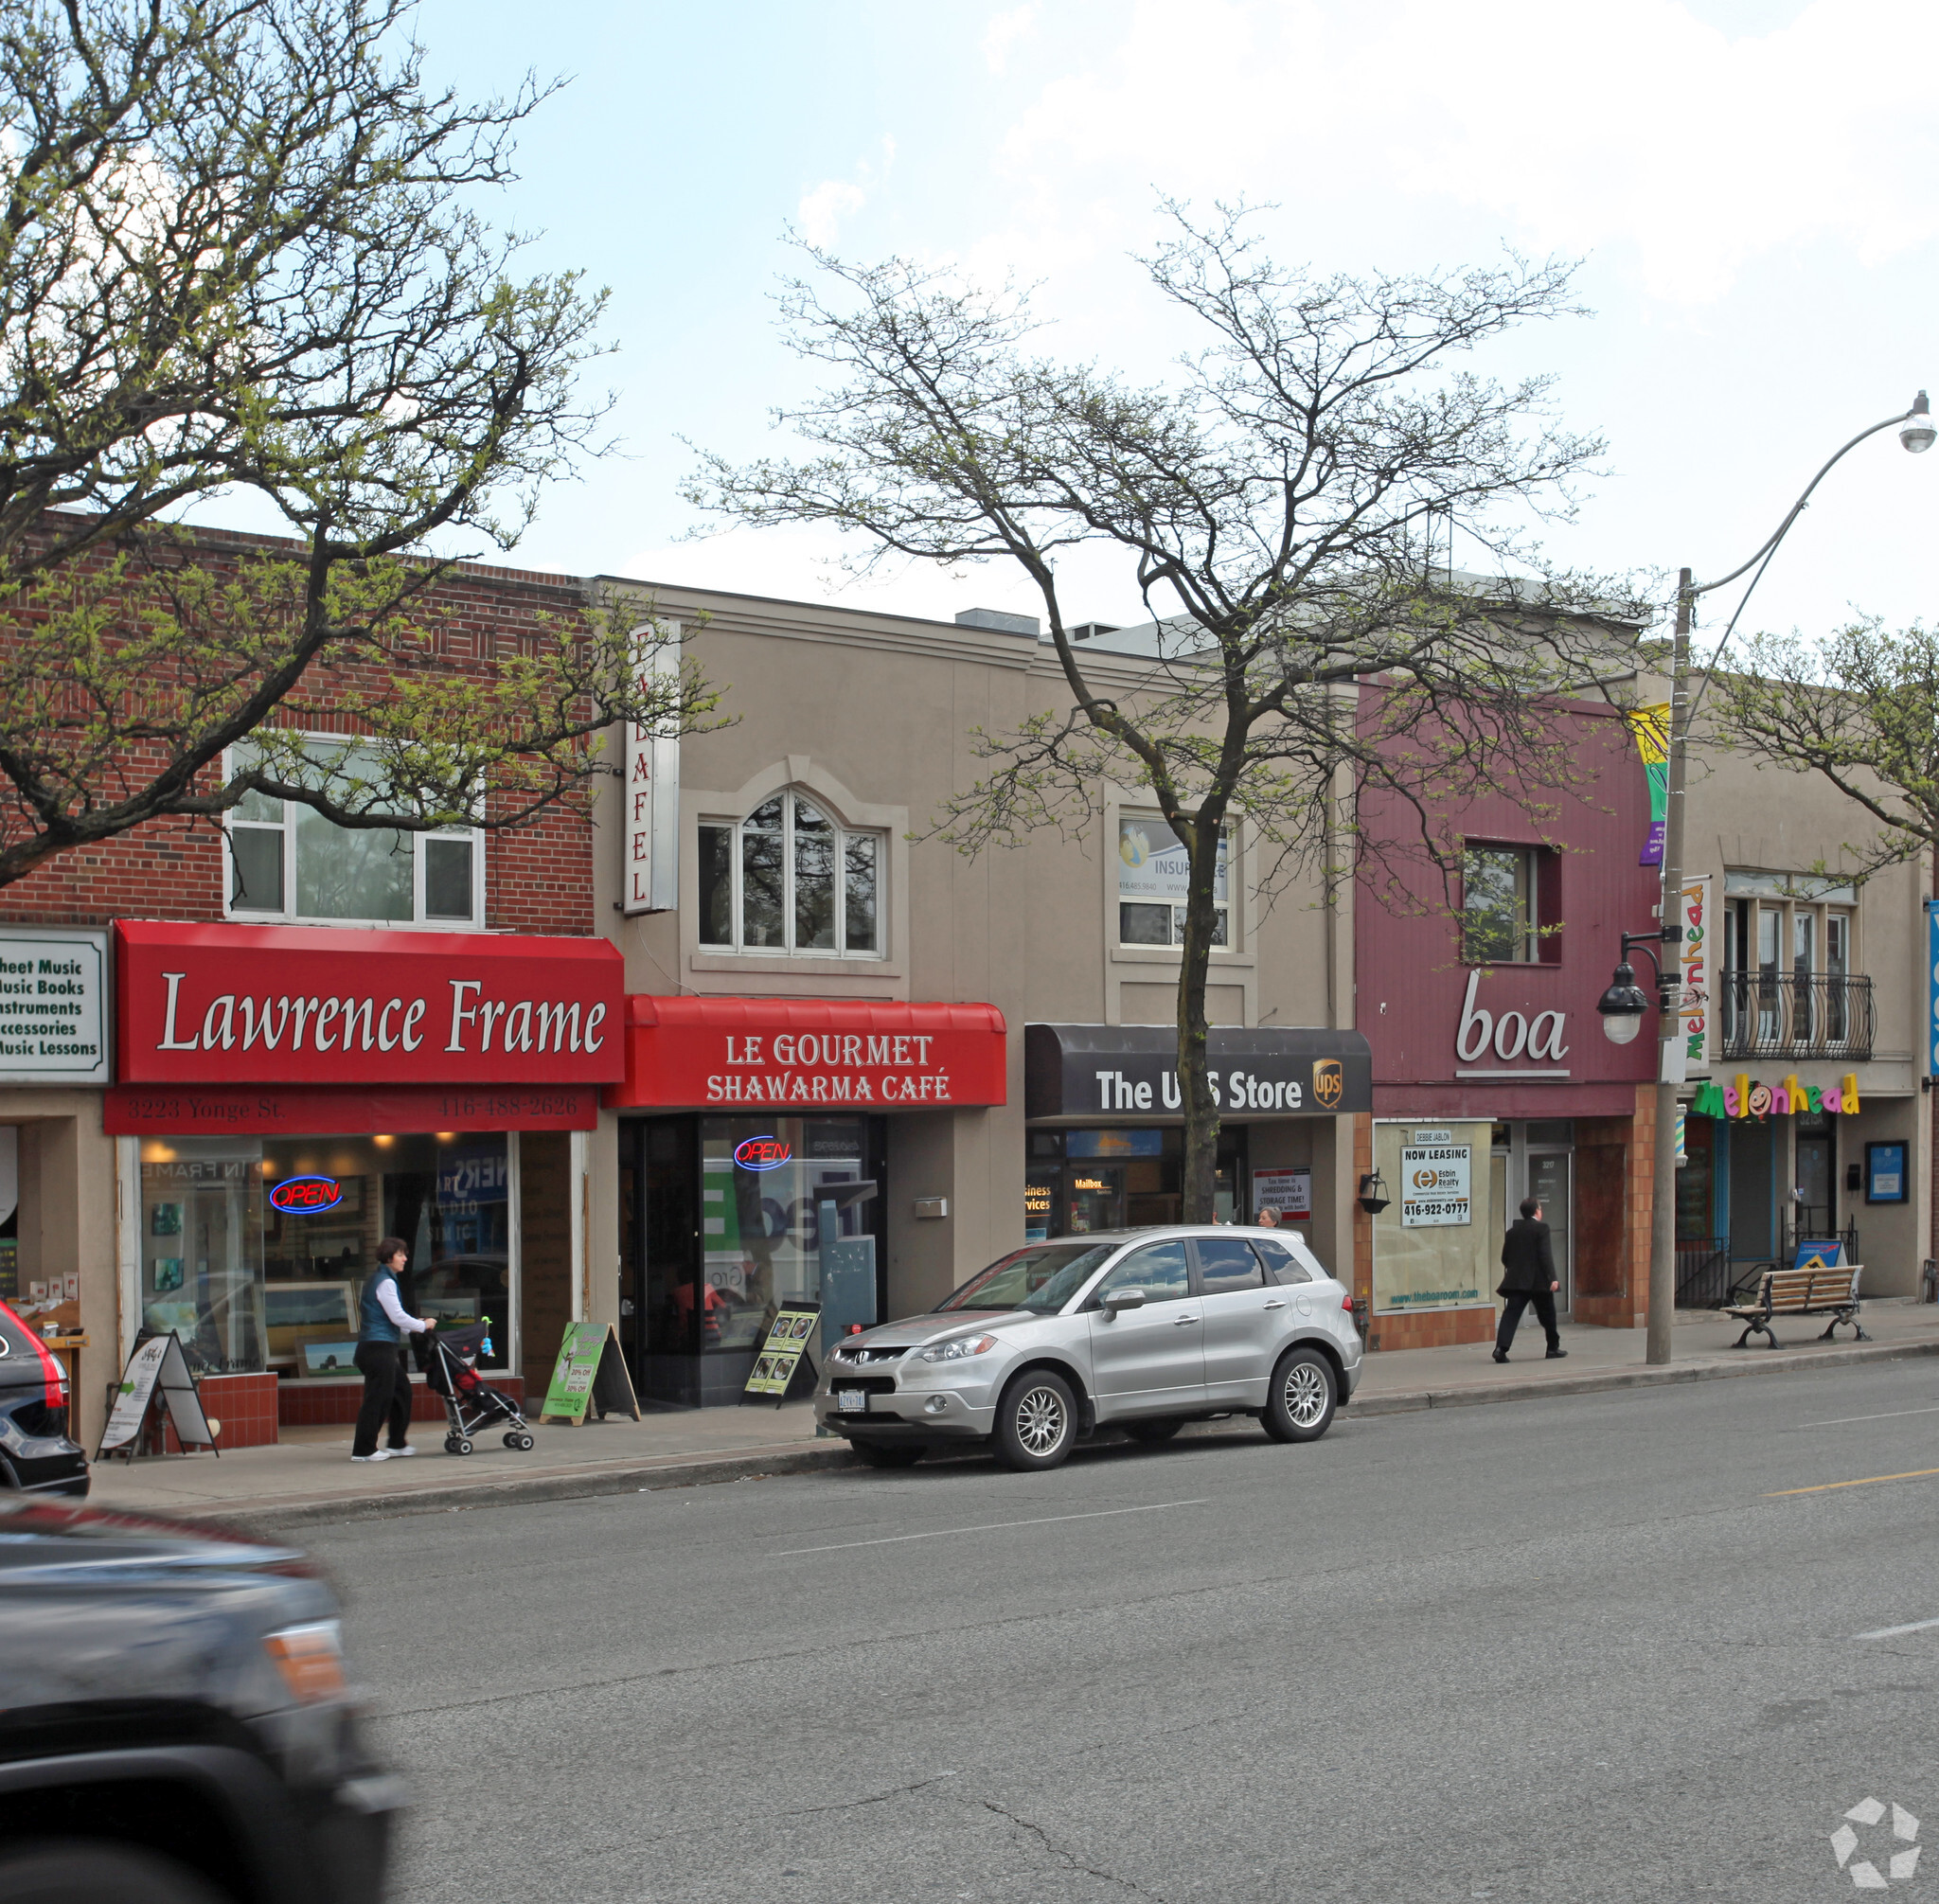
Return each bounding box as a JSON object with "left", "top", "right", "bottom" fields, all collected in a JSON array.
[{"left": 836, "top": 1388, "right": 867, "bottom": 1414}]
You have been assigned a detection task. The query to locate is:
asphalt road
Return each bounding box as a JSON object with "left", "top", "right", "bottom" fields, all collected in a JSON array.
[{"left": 311, "top": 1361, "right": 1939, "bottom": 1903}]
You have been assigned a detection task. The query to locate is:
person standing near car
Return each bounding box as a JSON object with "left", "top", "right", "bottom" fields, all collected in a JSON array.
[
  {"left": 352, "top": 1237, "right": 436, "bottom": 1463},
  {"left": 1493, "top": 1198, "right": 1565, "bottom": 1363}
]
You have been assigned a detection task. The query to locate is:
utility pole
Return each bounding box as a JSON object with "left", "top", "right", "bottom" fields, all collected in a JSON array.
[{"left": 1645, "top": 572, "right": 1692, "bottom": 1366}]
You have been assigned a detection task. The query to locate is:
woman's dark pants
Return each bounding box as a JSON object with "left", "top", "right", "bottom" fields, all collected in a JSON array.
[{"left": 351, "top": 1341, "right": 414, "bottom": 1456}]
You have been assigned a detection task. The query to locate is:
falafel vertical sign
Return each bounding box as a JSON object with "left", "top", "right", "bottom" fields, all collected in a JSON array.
[{"left": 622, "top": 622, "right": 681, "bottom": 916}]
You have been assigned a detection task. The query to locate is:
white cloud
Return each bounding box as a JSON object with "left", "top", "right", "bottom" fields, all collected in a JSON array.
[
  {"left": 797, "top": 177, "right": 867, "bottom": 248},
  {"left": 982, "top": 3, "right": 1040, "bottom": 75},
  {"left": 985, "top": 0, "right": 1939, "bottom": 306}
]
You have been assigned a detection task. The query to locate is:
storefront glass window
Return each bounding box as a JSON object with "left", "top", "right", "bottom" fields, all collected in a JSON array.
[
  {"left": 1026, "top": 1128, "right": 1248, "bottom": 1237},
  {"left": 139, "top": 1131, "right": 511, "bottom": 1379},
  {"left": 696, "top": 1116, "right": 873, "bottom": 1354}
]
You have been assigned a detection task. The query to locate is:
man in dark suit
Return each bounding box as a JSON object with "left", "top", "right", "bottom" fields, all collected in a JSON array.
[{"left": 1494, "top": 1197, "right": 1566, "bottom": 1363}]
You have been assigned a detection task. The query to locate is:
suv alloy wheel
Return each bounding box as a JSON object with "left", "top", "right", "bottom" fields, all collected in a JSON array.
[
  {"left": 1262, "top": 1345, "right": 1337, "bottom": 1443},
  {"left": 994, "top": 1369, "right": 1076, "bottom": 1471}
]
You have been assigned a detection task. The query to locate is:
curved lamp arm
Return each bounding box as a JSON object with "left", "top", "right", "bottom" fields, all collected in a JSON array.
[{"left": 1684, "top": 392, "right": 1930, "bottom": 721}]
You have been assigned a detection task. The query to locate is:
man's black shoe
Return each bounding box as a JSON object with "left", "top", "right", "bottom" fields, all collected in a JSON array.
[
  {"left": 1491, "top": 1348, "right": 1508, "bottom": 1363},
  {"left": 1545, "top": 1347, "right": 1568, "bottom": 1359}
]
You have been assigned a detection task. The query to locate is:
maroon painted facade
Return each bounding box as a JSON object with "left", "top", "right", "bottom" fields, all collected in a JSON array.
[{"left": 1355, "top": 699, "right": 1660, "bottom": 1116}]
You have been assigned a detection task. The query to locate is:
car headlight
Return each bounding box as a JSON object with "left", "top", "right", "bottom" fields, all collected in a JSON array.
[{"left": 918, "top": 1335, "right": 998, "bottom": 1363}]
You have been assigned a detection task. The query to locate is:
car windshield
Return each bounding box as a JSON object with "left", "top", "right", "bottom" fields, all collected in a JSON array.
[{"left": 938, "top": 1242, "right": 1118, "bottom": 1314}]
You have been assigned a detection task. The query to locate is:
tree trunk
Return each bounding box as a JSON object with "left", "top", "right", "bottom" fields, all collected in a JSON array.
[{"left": 1176, "top": 817, "right": 1223, "bottom": 1222}]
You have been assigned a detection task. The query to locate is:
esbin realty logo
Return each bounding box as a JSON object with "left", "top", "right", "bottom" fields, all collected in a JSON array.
[{"left": 1832, "top": 1799, "right": 1920, "bottom": 1889}]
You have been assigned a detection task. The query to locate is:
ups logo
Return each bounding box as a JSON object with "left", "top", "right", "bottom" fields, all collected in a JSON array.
[{"left": 1312, "top": 1059, "right": 1344, "bottom": 1110}]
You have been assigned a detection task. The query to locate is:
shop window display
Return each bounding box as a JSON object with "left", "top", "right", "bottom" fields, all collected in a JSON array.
[
  {"left": 139, "top": 1131, "right": 511, "bottom": 1378},
  {"left": 685, "top": 1116, "right": 873, "bottom": 1355}
]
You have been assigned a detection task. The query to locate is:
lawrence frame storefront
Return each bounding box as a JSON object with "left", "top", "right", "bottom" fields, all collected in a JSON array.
[{"left": 106, "top": 921, "right": 623, "bottom": 1441}]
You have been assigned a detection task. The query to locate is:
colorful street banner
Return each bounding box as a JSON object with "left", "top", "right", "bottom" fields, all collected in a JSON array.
[
  {"left": 742, "top": 1304, "right": 820, "bottom": 1406},
  {"left": 1628, "top": 704, "right": 1670, "bottom": 866}
]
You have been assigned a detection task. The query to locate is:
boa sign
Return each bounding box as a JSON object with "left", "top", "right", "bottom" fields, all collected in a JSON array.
[{"left": 1688, "top": 1073, "right": 1860, "bottom": 1121}]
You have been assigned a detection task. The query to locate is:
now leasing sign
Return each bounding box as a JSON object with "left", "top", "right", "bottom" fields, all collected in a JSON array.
[{"left": 115, "top": 921, "right": 624, "bottom": 1086}]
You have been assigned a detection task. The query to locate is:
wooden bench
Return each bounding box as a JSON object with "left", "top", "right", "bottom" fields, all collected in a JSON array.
[{"left": 1723, "top": 1263, "right": 1867, "bottom": 1349}]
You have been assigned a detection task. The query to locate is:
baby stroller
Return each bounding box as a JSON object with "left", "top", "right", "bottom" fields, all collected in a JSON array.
[{"left": 424, "top": 1319, "right": 534, "bottom": 1456}]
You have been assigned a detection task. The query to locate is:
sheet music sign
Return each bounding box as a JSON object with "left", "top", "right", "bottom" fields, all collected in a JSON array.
[
  {"left": 743, "top": 1303, "right": 819, "bottom": 1406},
  {"left": 98, "top": 1332, "right": 219, "bottom": 1457}
]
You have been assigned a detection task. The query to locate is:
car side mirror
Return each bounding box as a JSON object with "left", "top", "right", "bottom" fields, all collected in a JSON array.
[{"left": 1100, "top": 1287, "right": 1147, "bottom": 1315}]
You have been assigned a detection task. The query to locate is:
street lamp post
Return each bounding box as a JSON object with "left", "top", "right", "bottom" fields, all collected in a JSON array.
[{"left": 1613, "top": 392, "right": 1933, "bottom": 1365}]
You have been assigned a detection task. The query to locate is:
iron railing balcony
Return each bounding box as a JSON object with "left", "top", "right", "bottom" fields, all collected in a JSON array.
[{"left": 1717, "top": 970, "right": 1874, "bottom": 1061}]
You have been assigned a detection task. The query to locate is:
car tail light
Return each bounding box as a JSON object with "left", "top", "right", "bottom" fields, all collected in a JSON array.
[
  {"left": 264, "top": 1621, "right": 349, "bottom": 1703},
  {"left": 1, "top": 1300, "right": 66, "bottom": 1409},
  {"left": 1341, "top": 1292, "right": 1355, "bottom": 1313}
]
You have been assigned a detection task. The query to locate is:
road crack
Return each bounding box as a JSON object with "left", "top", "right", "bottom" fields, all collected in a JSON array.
[{"left": 980, "top": 1797, "right": 1171, "bottom": 1901}]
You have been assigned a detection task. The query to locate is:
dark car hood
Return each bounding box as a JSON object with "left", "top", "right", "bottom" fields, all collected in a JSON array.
[{"left": 0, "top": 1496, "right": 313, "bottom": 1579}]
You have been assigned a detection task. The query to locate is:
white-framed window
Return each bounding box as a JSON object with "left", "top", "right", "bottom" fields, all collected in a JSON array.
[
  {"left": 697, "top": 791, "right": 883, "bottom": 957},
  {"left": 224, "top": 738, "right": 483, "bottom": 930},
  {"left": 1117, "top": 814, "right": 1228, "bottom": 948}
]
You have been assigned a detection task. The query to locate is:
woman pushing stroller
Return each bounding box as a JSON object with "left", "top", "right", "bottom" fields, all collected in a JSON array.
[{"left": 350, "top": 1237, "right": 436, "bottom": 1464}]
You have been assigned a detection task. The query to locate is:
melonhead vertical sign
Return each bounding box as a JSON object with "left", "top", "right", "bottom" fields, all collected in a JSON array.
[
  {"left": 622, "top": 623, "right": 680, "bottom": 916},
  {"left": 1679, "top": 875, "right": 1712, "bottom": 1071}
]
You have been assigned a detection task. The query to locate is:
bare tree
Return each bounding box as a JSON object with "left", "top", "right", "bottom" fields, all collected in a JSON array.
[
  {"left": 690, "top": 206, "right": 1628, "bottom": 1220},
  {"left": 0, "top": 0, "right": 717, "bottom": 879},
  {"left": 1711, "top": 619, "right": 1939, "bottom": 873}
]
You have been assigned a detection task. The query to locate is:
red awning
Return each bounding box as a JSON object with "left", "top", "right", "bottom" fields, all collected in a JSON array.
[{"left": 610, "top": 995, "right": 1007, "bottom": 1110}]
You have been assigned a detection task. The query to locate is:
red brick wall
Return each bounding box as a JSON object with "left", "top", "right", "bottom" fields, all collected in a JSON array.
[{"left": 0, "top": 518, "right": 597, "bottom": 937}]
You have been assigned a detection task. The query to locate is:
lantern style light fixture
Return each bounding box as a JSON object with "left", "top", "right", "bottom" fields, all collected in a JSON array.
[
  {"left": 1357, "top": 1169, "right": 1391, "bottom": 1217},
  {"left": 1900, "top": 390, "right": 1936, "bottom": 454},
  {"left": 1596, "top": 960, "right": 1653, "bottom": 1045}
]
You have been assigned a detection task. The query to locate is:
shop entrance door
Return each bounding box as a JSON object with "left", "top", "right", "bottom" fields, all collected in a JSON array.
[
  {"left": 1492, "top": 1121, "right": 1574, "bottom": 1315},
  {"left": 1525, "top": 1148, "right": 1573, "bottom": 1315}
]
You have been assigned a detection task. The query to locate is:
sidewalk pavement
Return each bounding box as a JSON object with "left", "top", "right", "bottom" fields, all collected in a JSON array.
[{"left": 84, "top": 1298, "right": 1939, "bottom": 1533}]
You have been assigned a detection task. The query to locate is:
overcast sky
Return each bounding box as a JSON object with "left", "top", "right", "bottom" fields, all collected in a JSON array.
[{"left": 401, "top": 0, "right": 1937, "bottom": 649}]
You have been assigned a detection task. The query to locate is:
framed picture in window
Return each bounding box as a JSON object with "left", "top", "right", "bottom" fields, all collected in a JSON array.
[{"left": 1865, "top": 1141, "right": 1908, "bottom": 1205}]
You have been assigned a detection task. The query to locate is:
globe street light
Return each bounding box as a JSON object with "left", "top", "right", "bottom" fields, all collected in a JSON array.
[{"left": 1641, "top": 391, "right": 1930, "bottom": 1366}]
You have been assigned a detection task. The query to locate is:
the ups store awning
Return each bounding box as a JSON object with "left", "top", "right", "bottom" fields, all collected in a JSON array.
[{"left": 1025, "top": 1022, "right": 1373, "bottom": 1121}]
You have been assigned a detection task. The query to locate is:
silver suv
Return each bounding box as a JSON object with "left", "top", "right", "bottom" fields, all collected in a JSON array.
[{"left": 815, "top": 1225, "right": 1362, "bottom": 1472}]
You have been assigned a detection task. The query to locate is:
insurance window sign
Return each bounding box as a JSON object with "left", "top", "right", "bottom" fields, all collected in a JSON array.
[
  {"left": 1399, "top": 1142, "right": 1472, "bottom": 1227},
  {"left": 0, "top": 929, "right": 109, "bottom": 1084}
]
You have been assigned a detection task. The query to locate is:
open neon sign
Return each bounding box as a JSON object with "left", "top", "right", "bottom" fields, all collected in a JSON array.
[
  {"left": 269, "top": 1174, "right": 345, "bottom": 1215},
  {"left": 732, "top": 1136, "right": 792, "bottom": 1172}
]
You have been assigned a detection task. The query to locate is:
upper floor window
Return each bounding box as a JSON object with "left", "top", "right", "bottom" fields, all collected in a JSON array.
[
  {"left": 225, "top": 738, "right": 482, "bottom": 929},
  {"left": 1462, "top": 844, "right": 1550, "bottom": 964},
  {"left": 1117, "top": 815, "right": 1228, "bottom": 948},
  {"left": 697, "top": 792, "right": 882, "bottom": 957}
]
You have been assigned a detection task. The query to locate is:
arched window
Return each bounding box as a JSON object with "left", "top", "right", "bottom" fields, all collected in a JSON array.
[{"left": 697, "top": 792, "right": 882, "bottom": 957}]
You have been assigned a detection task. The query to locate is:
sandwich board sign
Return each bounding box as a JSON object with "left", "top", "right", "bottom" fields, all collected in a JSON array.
[
  {"left": 539, "top": 1321, "right": 640, "bottom": 1425},
  {"left": 742, "top": 1303, "right": 819, "bottom": 1407},
  {"left": 98, "top": 1331, "right": 218, "bottom": 1459}
]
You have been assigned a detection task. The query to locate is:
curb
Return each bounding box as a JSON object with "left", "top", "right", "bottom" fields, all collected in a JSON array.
[
  {"left": 169, "top": 1442, "right": 862, "bottom": 1538},
  {"left": 144, "top": 1334, "right": 1939, "bottom": 1536},
  {"left": 1344, "top": 1335, "right": 1939, "bottom": 1416}
]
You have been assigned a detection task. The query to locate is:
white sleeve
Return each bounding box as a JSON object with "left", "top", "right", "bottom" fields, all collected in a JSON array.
[{"left": 377, "top": 1277, "right": 428, "bottom": 1334}]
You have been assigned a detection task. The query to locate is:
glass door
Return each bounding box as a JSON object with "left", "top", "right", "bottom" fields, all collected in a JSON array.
[{"left": 1525, "top": 1148, "right": 1573, "bottom": 1313}]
